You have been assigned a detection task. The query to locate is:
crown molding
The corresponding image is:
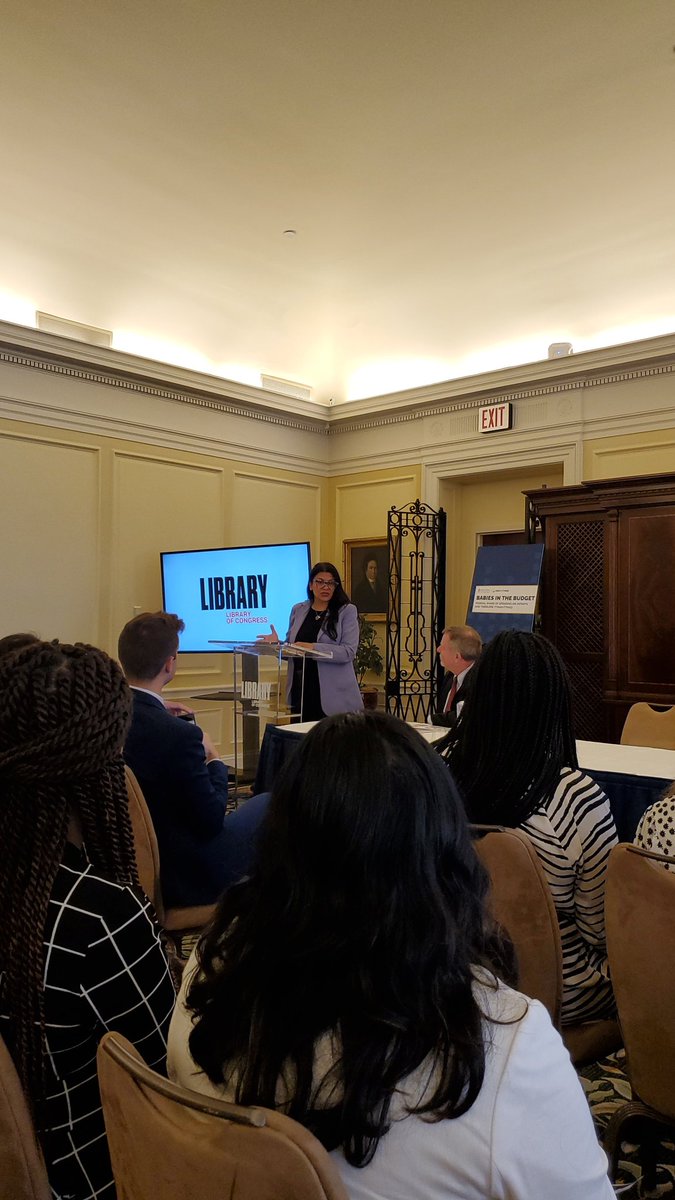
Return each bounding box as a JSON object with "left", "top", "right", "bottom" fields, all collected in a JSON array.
[
  {"left": 2, "top": 320, "right": 675, "bottom": 455},
  {"left": 328, "top": 337, "right": 675, "bottom": 434},
  {"left": 0, "top": 320, "right": 331, "bottom": 434}
]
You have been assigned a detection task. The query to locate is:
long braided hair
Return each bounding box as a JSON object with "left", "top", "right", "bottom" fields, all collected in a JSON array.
[
  {"left": 443, "top": 630, "right": 578, "bottom": 826},
  {"left": 0, "top": 639, "right": 138, "bottom": 1110}
]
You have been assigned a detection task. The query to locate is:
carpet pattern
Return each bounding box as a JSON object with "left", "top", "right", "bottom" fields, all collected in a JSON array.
[{"left": 579, "top": 1050, "right": 675, "bottom": 1197}]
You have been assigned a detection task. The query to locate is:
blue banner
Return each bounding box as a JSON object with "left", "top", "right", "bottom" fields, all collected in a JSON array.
[{"left": 466, "top": 545, "right": 544, "bottom": 642}]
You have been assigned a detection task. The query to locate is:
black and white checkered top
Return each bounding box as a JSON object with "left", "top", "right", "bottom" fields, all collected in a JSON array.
[{"left": 1, "top": 842, "right": 176, "bottom": 1200}]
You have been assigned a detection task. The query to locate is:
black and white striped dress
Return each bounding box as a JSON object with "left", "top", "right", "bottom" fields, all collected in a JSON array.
[
  {"left": 0, "top": 843, "right": 176, "bottom": 1200},
  {"left": 521, "top": 768, "right": 617, "bottom": 1024}
]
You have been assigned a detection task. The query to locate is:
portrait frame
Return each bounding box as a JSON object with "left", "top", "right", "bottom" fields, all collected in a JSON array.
[{"left": 344, "top": 537, "right": 388, "bottom": 618}]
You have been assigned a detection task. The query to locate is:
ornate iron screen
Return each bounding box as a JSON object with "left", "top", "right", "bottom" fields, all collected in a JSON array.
[{"left": 386, "top": 499, "right": 446, "bottom": 721}]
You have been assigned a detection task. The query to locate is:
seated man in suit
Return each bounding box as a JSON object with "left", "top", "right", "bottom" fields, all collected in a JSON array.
[
  {"left": 431, "top": 624, "right": 482, "bottom": 727},
  {"left": 119, "top": 611, "right": 268, "bottom": 907}
]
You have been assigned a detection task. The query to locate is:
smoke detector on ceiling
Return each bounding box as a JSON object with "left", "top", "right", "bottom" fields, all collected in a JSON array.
[{"left": 548, "top": 342, "right": 573, "bottom": 359}]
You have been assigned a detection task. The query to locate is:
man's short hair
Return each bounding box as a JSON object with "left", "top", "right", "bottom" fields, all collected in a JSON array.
[
  {"left": 443, "top": 624, "right": 482, "bottom": 663},
  {"left": 118, "top": 612, "right": 184, "bottom": 680}
]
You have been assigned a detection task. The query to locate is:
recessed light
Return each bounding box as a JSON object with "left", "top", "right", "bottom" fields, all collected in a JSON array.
[{"left": 283, "top": 229, "right": 297, "bottom": 238}]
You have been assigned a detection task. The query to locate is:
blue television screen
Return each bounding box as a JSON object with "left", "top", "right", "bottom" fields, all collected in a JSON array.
[{"left": 160, "top": 541, "right": 311, "bottom": 652}]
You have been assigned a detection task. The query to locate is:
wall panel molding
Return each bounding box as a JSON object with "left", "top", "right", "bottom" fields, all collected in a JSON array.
[{"left": 423, "top": 439, "right": 582, "bottom": 512}]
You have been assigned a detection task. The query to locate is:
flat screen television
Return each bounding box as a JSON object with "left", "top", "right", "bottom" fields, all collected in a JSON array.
[{"left": 160, "top": 541, "right": 311, "bottom": 652}]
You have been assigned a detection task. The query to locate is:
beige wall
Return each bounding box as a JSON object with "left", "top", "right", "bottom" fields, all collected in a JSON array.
[
  {"left": 329, "top": 466, "right": 422, "bottom": 570},
  {"left": 583, "top": 427, "right": 675, "bottom": 480},
  {"left": 440, "top": 466, "right": 564, "bottom": 624},
  {"left": 0, "top": 415, "right": 328, "bottom": 755}
]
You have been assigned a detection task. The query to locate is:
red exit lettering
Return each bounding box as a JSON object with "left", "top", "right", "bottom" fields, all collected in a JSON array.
[{"left": 479, "top": 403, "right": 512, "bottom": 433}]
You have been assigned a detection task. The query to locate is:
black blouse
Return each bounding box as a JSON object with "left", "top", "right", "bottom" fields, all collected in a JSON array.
[{"left": 289, "top": 606, "right": 327, "bottom": 721}]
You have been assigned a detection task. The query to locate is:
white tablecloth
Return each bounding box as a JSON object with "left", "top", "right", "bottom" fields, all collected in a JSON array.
[
  {"left": 576, "top": 739, "right": 675, "bottom": 781},
  {"left": 278, "top": 722, "right": 675, "bottom": 782}
]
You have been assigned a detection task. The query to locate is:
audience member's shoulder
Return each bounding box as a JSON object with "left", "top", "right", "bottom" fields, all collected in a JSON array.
[
  {"left": 557, "top": 765, "right": 609, "bottom": 806},
  {"left": 473, "top": 973, "right": 565, "bottom": 1072},
  {"left": 50, "top": 846, "right": 155, "bottom": 938},
  {"left": 639, "top": 792, "right": 675, "bottom": 827},
  {"left": 635, "top": 792, "right": 675, "bottom": 861},
  {"left": 473, "top": 969, "right": 530, "bottom": 1026}
]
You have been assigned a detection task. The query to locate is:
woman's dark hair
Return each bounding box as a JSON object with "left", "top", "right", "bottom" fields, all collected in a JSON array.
[
  {"left": 0, "top": 632, "right": 41, "bottom": 658},
  {"left": 443, "top": 630, "right": 578, "bottom": 827},
  {"left": 307, "top": 561, "right": 350, "bottom": 641},
  {"left": 187, "top": 711, "right": 510, "bottom": 1167},
  {"left": 0, "top": 639, "right": 138, "bottom": 1111}
]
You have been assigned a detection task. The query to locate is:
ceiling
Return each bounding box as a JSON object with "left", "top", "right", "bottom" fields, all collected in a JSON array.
[{"left": 1, "top": 0, "right": 674, "bottom": 405}]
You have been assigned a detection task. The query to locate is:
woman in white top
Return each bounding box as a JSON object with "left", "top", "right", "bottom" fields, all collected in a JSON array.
[{"left": 168, "top": 712, "right": 612, "bottom": 1199}]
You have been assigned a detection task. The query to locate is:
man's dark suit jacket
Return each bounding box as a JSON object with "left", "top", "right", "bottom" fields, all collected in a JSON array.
[
  {"left": 123, "top": 690, "right": 267, "bottom": 907},
  {"left": 431, "top": 663, "right": 476, "bottom": 727}
]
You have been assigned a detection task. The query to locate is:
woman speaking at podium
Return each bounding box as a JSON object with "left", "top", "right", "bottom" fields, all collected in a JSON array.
[{"left": 258, "top": 561, "right": 363, "bottom": 720}]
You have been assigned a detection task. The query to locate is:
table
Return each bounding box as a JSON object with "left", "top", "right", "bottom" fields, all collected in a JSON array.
[
  {"left": 253, "top": 724, "right": 675, "bottom": 841},
  {"left": 577, "top": 740, "right": 675, "bottom": 841}
]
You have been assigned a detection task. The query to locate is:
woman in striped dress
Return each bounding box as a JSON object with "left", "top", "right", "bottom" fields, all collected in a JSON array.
[{"left": 443, "top": 630, "right": 617, "bottom": 1025}]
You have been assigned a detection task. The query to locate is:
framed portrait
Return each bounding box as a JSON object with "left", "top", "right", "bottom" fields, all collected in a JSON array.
[{"left": 344, "top": 537, "right": 388, "bottom": 617}]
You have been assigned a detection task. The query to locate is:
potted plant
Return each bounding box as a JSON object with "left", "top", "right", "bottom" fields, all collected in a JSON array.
[{"left": 355, "top": 616, "right": 384, "bottom": 710}]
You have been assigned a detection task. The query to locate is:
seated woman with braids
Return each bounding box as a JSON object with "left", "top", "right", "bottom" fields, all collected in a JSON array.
[
  {"left": 168, "top": 712, "right": 613, "bottom": 1199},
  {"left": 0, "top": 638, "right": 176, "bottom": 1200},
  {"left": 442, "top": 629, "right": 617, "bottom": 1026}
]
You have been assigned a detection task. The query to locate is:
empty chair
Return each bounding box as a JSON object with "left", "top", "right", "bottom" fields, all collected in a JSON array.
[
  {"left": 97, "top": 1032, "right": 349, "bottom": 1200},
  {"left": 604, "top": 842, "right": 675, "bottom": 1188},
  {"left": 0, "top": 1035, "right": 51, "bottom": 1200},
  {"left": 620, "top": 703, "right": 675, "bottom": 750}
]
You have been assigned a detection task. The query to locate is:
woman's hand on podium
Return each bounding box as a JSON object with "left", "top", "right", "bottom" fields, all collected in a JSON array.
[{"left": 256, "top": 625, "right": 280, "bottom": 644}]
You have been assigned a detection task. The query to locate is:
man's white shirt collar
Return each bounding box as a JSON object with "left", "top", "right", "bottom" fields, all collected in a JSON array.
[{"left": 130, "top": 685, "right": 166, "bottom": 707}]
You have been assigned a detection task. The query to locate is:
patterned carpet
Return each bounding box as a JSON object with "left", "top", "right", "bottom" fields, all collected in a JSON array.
[{"left": 579, "top": 1050, "right": 675, "bottom": 1197}]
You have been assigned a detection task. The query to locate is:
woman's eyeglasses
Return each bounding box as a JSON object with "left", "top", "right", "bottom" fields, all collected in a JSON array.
[{"left": 314, "top": 578, "right": 337, "bottom": 589}]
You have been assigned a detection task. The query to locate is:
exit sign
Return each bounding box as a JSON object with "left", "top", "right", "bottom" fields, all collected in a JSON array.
[{"left": 478, "top": 402, "right": 512, "bottom": 433}]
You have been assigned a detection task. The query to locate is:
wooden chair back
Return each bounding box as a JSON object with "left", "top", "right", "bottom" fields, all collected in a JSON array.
[
  {"left": 471, "top": 824, "right": 563, "bottom": 1028},
  {"left": 605, "top": 842, "right": 675, "bottom": 1120},
  {"left": 125, "top": 765, "right": 165, "bottom": 922},
  {"left": 124, "top": 765, "right": 215, "bottom": 939},
  {"left": 0, "top": 1035, "right": 51, "bottom": 1200},
  {"left": 97, "top": 1033, "right": 349, "bottom": 1200},
  {"left": 620, "top": 702, "right": 675, "bottom": 749}
]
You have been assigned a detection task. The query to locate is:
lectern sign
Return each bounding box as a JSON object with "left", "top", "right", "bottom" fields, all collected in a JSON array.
[{"left": 478, "top": 402, "right": 512, "bottom": 433}]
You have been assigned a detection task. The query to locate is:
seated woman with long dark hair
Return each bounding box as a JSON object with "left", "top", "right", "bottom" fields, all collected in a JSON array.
[
  {"left": 443, "top": 629, "right": 617, "bottom": 1026},
  {"left": 168, "top": 711, "right": 612, "bottom": 1199},
  {"left": 0, "top": 638, "right": 176, "bottom": 1199}
]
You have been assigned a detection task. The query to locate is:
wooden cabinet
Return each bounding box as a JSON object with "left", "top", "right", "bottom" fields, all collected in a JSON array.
[{"left": 525, "top": 473, "right": 675, "bottom": 743}]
